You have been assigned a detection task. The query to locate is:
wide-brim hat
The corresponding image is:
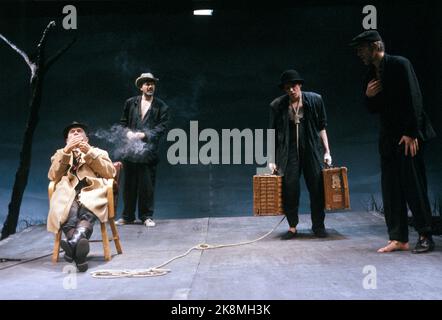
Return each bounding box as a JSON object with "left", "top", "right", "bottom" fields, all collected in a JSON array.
[
  {"left": 349, "top": 30, "right": 382, "bottom": 47},
  {"left": 63, "top": 121, "right": 88, "bottom": 139},
  {"left": 278, "top": 69, "right": 304, "bottom": 88},
  {"left": 135, "top": 72, "right": 159, "bottom": 88}
]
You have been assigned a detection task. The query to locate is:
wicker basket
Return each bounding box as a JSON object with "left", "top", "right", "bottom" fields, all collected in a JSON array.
[{"left": 253, "top": 174, "right": 284, "bottom": 216}]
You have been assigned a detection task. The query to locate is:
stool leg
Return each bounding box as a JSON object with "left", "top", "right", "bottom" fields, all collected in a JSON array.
[
  {"left": 100, "top": 222, "right": 111, "bottom": 261},
  {"left": 109, "top": 218, "right": 123, "bottom": 254},
  {"left": 52, "top": 231, "right": 62, "bottom": 264}
]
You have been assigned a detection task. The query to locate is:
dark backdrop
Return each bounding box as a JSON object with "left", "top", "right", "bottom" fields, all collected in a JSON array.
[{"left": 0, "top": 0, "right": 441, "bottom": 226}]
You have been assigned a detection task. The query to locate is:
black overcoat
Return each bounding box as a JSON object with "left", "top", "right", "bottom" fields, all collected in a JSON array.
[
  {"left": 120, "top": 95, "right": 170, "bottom": 164},
  {"left": 269, "top": 91, "right": 327, "bottom": 174},
  {"left": 364, "top": 54, "right": 436, "bottom": 157}
]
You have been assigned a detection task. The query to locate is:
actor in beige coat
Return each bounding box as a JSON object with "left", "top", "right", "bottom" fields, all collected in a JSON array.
[
  {"left": 47, "top": 121, "right": 115, "bottom": 272},
  {"left": 47, "top": 146, "right": 116, "bottom": 233}
]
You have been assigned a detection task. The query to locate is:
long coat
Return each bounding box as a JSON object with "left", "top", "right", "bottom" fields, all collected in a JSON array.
[
  {"left": 120, "top": 95, "right": 170, "bottom": 164},
  {"left": 47, "top": 147, "right": 116, "bottom": 233},
  {"left": 364, "top": 54, "right": 436, "bottom": 157},
  {"left": 269, "top": 91, "right": 327, "bottom": 175}
]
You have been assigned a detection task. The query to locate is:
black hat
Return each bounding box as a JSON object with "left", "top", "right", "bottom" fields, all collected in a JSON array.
[
  {"left": 63, "top": 121, "right": 88, "bottom": 139},
  {"left": 349, "top": 30, "right": 382, "bottom": 47},
  {"left": 279, "top": 70, "right": 304, "bottom": 88}
]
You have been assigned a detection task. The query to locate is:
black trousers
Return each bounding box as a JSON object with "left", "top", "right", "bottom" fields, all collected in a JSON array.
[
  {"left": 381, "top": 145, "right": 432, "bottom": 243},
  {"left": 283, "top": 144, "right": 325, "bottom": 230},
  {"left": 122, "top": 161, "right": 157, "bottom": 221},
  {"left": 61, "top": 200, "right": 97, "bottom": 239}
]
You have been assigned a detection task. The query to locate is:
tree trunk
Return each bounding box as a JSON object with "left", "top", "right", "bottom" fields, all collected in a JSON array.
[
  {"left": 1, "top": 74, "right": 43, "bottom": 239},
  {"left": 0, "top": 21, "right": 75, "bottom": 240}
]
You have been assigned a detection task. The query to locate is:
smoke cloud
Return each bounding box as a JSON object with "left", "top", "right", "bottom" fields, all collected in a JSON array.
[{"left": 91, "top": 124, "right": 152, "bottom": 161}]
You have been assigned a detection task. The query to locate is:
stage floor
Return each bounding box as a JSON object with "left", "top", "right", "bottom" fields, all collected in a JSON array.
[{"left": 0, "top": 211, "right": 441, "bottom": 300}]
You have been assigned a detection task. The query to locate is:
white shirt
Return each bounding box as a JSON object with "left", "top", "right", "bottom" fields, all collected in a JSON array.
[{"left": 140, "top": 98, "right": 152, "bottom": 120}]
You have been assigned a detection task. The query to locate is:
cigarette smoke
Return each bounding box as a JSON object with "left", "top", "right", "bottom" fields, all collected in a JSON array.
[{"left": 91, "top": 124, "right": 153, "bottom": 161}]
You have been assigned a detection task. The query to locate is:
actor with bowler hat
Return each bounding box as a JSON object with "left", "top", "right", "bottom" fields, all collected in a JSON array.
[{"left": 269, "top": 70, "right": 332, "bottom": 239}]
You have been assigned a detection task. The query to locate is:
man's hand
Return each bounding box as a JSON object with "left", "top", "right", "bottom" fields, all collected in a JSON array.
[
  {"left": 399, "top": 136, "right": 419, "bottom": 157},
  {"left": 127, "top": 131, "right": 145, "bottom": 140},
  {"left": 269, "top": 162, "right": 277, "bottom": 174},
  {"left": 63, "top": 136, "right": 83, "bottom": 153},
  {"left": 126, "top": 130, "right": 136, "bottom": 140},
  {"left": 324, "top": 152, "right": 332, "bottom": 166},
  {"left": 77, "top": 141, "right": 91, "bottom": 154},
  {"left": 366, "top": 79, "right": 383, "bottom": 98}
]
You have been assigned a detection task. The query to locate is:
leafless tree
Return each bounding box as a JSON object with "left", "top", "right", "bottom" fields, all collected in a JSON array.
[{"left": 0, "top": 21, "right": 75, "bottom": 239}]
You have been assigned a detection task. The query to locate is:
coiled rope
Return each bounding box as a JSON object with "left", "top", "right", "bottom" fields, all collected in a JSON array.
[{"left": 90, "top": 216, "right": 286, "bottom": 279}]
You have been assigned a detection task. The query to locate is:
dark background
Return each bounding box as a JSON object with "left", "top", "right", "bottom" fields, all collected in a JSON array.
[{"left": 0, "top": 0, "right": 441, "bottom": 226}]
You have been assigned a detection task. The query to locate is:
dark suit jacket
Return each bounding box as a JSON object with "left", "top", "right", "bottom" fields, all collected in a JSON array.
[
  {"left": 364, "top": 54, "right": 436, "bottom": 156},
  {"left": 269, "top": 91, "right": 327, "bottom": 175},
  {"left": 120, "top": 95, "right": 170, "bottom": 164}
]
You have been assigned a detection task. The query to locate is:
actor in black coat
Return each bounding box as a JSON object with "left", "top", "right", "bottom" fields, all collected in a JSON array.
[
  {"left": 120, "top": 95, "right": 169, "bottom": 164},
  {"left": 270, "top": 92, "right": 328, "bottom": 175},
  {"left": 118, "top": 73, "right": 170, "bottom": 226},
  {"left": 269, "top": 70, "right": 332, "bottom": 239},
  {"left": 363, "top": 54, "right": 436, "bottom": 154},
  {"left": 351, "top": 30, "right": 436, "bottom": 253}
]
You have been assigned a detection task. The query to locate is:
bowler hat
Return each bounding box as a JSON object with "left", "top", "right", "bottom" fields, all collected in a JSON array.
[
  {"left": 63, "top": 121, "right": 88, "bottom": 139},
  {"left": 349, "top": 30, "right": 382, "bottom": 47},
  {"left": 135, "top": 72, "right": 159, "bottom": 88},
  {"left": 279, "top": 69, "right": 304, "bottom": 88}
]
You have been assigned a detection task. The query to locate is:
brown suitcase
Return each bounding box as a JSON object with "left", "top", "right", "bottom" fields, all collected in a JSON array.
[
  {"left": 253, "top": 174, "right": 284, "bottom": 216},
  {"left": 322, "top": 167, "right": 350, "bottom": 211}
]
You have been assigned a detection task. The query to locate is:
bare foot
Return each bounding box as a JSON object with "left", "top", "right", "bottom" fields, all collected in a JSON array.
[{"left": 377, "top": 240, "right": 409, "bottom": 253}]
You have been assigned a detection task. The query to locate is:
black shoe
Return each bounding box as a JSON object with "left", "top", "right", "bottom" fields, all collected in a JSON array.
[
  {"left": 74, "top": 238, "right": 90, "bottom": 272},
  {"left": 281, "top": 230, "right": 297, "bottom": 240},
  {"left": 68, "top": 224, "right": 92, "bottom": 272},
  {"left": 60, "top": 239, "right": 74, "bottom": 263},
  {"left": 313, "top": 228, "right": 327, "bottom": 238},
  {"left": 412, "top": 237, "right": 435, "bottom": 254}
]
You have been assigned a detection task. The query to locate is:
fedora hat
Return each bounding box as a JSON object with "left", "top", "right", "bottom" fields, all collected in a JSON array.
[
  {"left": 63, "top": 121, "right": 88, "bottom": 139},
  {"left": 135, "top": 72, "right": 159, "bottom": 88}
]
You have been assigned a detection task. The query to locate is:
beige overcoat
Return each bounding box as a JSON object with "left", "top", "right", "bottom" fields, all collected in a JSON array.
[{"left": 47, "top": 147, "right": 116, "bottom": 233}]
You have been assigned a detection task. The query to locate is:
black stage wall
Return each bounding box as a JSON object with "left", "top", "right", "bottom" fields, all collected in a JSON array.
[{"left": 0, "top": 0, "right": 441, "bottom": 224}]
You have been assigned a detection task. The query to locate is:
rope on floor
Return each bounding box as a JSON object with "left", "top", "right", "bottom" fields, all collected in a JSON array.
[{"left": 90, "top": 216, "right": 286, "bottom": 279}]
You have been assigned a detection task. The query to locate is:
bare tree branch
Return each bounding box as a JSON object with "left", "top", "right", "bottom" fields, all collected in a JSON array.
[
  {"left": 0, "top": 33, "right": 35, "bottom": 76},
  {"left": 37, "top": 21, "right": 56, "bottom": 49},
  {"left": 34, "top": 21, "right": 56, "bottom": 70},
  {"left": 45, "top": 37, "right": 76, "bottom": 70},
  {"left": 1, "top": 20, "right": 75, "bottom": 240}
]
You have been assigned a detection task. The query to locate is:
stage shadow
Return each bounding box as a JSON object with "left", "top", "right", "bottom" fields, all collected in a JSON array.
[{"left": 276, "top": 229, "right": 347, "bottom": 241}]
